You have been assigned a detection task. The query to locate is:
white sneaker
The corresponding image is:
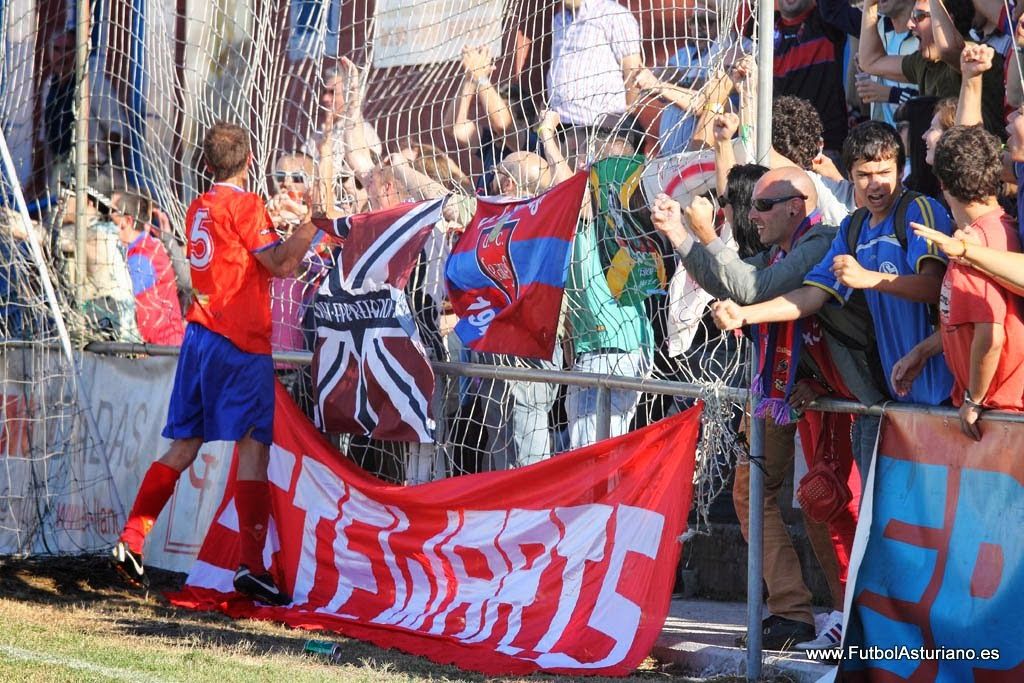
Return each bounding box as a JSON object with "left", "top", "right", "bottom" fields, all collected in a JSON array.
[{"left": 796, "top": 610, "right": 843, "bottom": 650}]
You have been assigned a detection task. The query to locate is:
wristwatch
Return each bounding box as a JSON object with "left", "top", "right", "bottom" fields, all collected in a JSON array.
[{"left": 963, "top": 390, "right": 985, "bottom": 409}]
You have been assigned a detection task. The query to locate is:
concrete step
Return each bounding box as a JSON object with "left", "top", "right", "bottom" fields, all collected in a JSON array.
[{"left": 653, "top": 598, "right": 836, "bottom": 682}]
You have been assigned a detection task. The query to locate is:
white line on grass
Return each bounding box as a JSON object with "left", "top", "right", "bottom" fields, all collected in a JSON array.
[{"left": 0, "top": 644, "right": 168, "bottom": 682}]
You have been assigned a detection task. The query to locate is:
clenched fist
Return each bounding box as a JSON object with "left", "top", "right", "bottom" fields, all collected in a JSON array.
[
  {"left": 683, "top": 196, "right": 717, "bottom": 244},
  {"left": 831, "top": 254, "right": 882, "bottom": 290},
  {"left": 711, "top": 299, "right": 746, "bottom": 331},
  {"left": 712, "top": 112, "right": 740, "bottom": 144},
  {"left": 651, "top": 193, "right": 687, "bottom": 247}
]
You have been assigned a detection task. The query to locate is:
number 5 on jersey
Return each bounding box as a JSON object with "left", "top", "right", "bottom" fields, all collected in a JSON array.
[{"left": 189, "top": 208, "right": 214, "bottom": 270}]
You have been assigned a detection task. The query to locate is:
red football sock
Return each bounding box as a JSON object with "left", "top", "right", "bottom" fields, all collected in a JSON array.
[
  {"left": 235, "top": 479, "right": 271, "bottom": 574},
  {"left": 120, "top": 461, "right": 181, "bottom": 554}
]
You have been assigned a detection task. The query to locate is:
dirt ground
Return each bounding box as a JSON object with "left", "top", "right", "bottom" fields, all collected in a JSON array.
[{"left": 0, "top": 554, "right": 741, "bottom": 683}]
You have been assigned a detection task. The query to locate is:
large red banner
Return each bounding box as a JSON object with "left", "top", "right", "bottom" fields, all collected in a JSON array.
[{"left": 169, "top": 383, "right": 701, "bottom": 676}]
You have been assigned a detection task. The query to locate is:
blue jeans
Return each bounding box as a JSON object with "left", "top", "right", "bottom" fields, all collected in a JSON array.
[
  {"left": 851, "top": 414, "right": 881, "bottom": 481},
  {"left": 467, "top": 347, "right": 562, "bottom": 469},
  {"left": 565, "top": 350, "right": 651, "bottom": 449}
]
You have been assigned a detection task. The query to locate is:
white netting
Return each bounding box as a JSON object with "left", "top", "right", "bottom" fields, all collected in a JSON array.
[
  {"left": 2, "top": 0, "right": 760, "bottom": 551},
  {"left": 0, "top": 127, "right": 126, "bottom": 555}
]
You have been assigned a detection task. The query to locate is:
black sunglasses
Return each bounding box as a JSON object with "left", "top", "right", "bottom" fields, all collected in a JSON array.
[
  {"left": 910, "top": 9, "right": 930, "bottom": 22},
  {"left": 274, "top": 171, "right": 309, "bottom": 183},
  {"left": 751, "top": 194, "right": 806, "bottom": 212}
]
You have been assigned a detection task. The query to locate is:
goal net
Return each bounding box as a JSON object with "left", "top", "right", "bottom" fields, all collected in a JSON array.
[{"left": 1, "top": 0, "right": 759, "bottom": 552}]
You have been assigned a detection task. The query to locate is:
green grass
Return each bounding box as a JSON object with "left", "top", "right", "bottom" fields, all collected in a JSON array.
[{"left": 0, "top": 556, "right": 711, "bottom": 683}]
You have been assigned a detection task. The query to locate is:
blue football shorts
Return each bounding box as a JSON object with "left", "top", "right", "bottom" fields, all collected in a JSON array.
[{"left": 162, "top": 323, "right": 275, "bottom": 445}]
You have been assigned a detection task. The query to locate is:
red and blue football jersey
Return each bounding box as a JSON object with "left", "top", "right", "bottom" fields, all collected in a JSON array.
[{"left": 184, "top": 182, "right": 279, "bottom": 354}]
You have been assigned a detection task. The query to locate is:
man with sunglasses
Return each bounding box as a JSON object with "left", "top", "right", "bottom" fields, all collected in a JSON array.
[
  {"left": 653, "top": 167, "right": 882, "bottom": 651},
  {"left": 859, "top": 0, "right": 1006, "bottom": 137}
]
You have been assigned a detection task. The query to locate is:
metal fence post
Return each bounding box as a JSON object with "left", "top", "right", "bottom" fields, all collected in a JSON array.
[
  {"left": 74, "top": 0, "right": 91, "bottom": 295},
  {"left": 746, "top": 0, "right": 775, "bottom": 675},
  {"left": 596, "top": 385, "right": 612, "bottom": 442},
  {"left": 746, "top": 386, "right": 766, "bottom": 681}
]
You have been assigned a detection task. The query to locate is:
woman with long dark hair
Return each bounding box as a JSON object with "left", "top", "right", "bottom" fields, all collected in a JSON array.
[{"left": 721, "top": 163, "right": 770, "bottom": 258}]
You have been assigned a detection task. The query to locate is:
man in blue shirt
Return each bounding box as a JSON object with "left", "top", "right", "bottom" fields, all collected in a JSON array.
[{"left": 712, "top": 121, "right": 954, "bottom": 473}]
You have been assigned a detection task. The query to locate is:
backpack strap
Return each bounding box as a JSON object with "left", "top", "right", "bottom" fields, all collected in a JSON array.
[
  {"left": 892, "top": 190, "right": 924, "bottom": 251},
  {"left": 846, "top": 207, "right": 870, "bottom": 257}
]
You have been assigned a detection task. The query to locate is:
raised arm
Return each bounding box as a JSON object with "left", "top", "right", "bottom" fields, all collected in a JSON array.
[
  {"left": 712, "top": 113, "right": 740, "bottom": 196},
  {"left": 688, "top": 69, "right": 735, "bottom": 149},
  {"left": 860, "top": 0, "right": 912, "bottom": 82},
  {"left": 461, "top": 45, "right": 515, "bottom": 140},
  {"left": 731, "top": 55, "right": 757, "bottom": 158},
  {"left": 315, "top": 136, "right": 348, "bottom": 220},
  {"left": 956, "top": 43, "right": 994, "bottom": 126},
  {"left": 929, "top": 0, "right": 967, "bottom": 68},
  {"left": 338, "top": 58, "right": 377, "bottom": 178},
  {"left": 710, "top": 56, "right": 757, "bottom": 193},
  {"left": 712, "top": 285, "right": 832, "bottom": 329},
  {"left": 537, "top": 109, "right": 572, "bottom": 184},
  {"left": 448, "top": 76, "right": 479, "bottom": 147}
]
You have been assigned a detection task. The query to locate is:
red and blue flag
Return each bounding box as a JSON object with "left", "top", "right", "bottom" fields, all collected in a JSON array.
[{"left": 445, "top": 171, "right": 587, "bottom": 359}]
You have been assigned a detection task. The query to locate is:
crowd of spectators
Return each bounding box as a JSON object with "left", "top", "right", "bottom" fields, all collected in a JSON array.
[{"left": 7, "top": 0, "right": 1024, "bottom": 652}]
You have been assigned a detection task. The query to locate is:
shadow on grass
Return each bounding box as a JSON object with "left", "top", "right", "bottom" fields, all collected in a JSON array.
[{"left": 1, "top": 555, "right": 712, "bottom": 682}]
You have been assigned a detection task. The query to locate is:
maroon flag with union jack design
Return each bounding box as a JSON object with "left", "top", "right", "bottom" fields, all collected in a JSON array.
[{"left": 311, "top": 199, "right": 444, "bottom": 442}]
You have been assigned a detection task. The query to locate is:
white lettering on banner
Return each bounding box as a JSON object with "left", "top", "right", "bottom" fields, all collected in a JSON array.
[
  {"left": 268, "top": 445, "right": 296, "bottom": 491},
  {"left": 313, "top": 298, "right": 397, "bottom": 324},
  {"left": 533, "top": 504, "right": 614, "bottom": 652},
  {"left": 532, "top": 505, "right": 664, "bottom": 669},
  {"left": 264, "top": 454, "right": 666, "bottom": 668},
  {"left": 388, "top": 510, "right": 463, "bottom": 631},
  {"left": 291, "top": 455, "right": 347, "bottom": 606},
  {"left": 320, "top": 484, "right": 395, "bottom": 616},
  {"left": 485, "top": 509, "right": 562, "bottom": 653},
  {"left": 365, "top": 506, "right": 414, "bottom": 626},
  {"left": 426, "top": 509, "right": 513, "bottom": 637}
]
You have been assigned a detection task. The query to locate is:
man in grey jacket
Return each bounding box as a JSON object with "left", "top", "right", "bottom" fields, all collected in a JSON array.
[
  {"left": 652, "top": 166, "right": 886, "bottom": 651},
  {"left": 653, "top": 167, "right": 887, "bottom": 426}
]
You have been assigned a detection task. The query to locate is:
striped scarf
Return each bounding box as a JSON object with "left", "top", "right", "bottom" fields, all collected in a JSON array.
[{"left": 750, "top": 211, "right": 822, "bottom": 425}]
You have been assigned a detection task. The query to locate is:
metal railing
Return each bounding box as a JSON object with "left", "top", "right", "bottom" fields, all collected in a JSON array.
[{"left": 73, "top": 340, "right": 1024, "bottom": 424}]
